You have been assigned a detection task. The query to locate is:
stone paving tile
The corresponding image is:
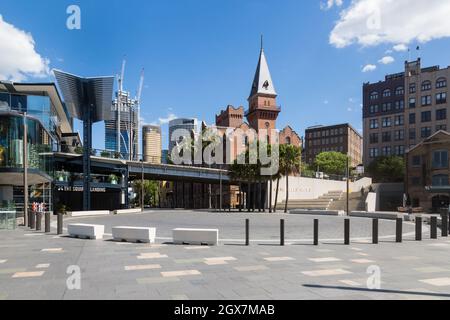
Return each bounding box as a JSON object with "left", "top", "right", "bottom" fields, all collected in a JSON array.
[
  {"left": 350, "top": 259, "right": 376, "bottom": 264},
  {"left": 41, "top": 248, "right": 63, "bottom": 253},
  {"left": 234, "top": 265, "right": 269, "bottom": 272},
  {"left": 137, "top": 253, "right": 168, "bottom": 260},
  {"left": 356, "top": 252, "right": 369, "bottom": 257},
  {"left": 302, "top": 269, "right": 353, "bottom": 277},
  {"left": 161, "top": 270, "right": 202, "bottom": 278},
  {"left": 185, "top": 246, "right": 210, "bottom": 250},
  {"left": 12, "top": 271, "right": 45, "bottom": 278},
  {"left": 124, "top": 264, "right": 162, "bottom": 271},
  {"left": 339, "top": 279, "right": 362, "bottom": 286},
  {"left": 419, "top": 278, "right": 450, "bottom": 287},
  {"left": 308, "top": 257, "right": 341, "bottom": 263},
  {"left": 263, "top": 257, "right": 295, "bottom": 262},
  {"left": 136, "top": 276, "right": 181, "bottom": 285},
  {"left": 413, "top": 266, "right": 449, "bottom": 273},
  {"left": 0, "top": 268, "right": 26, "bottom": 275}
]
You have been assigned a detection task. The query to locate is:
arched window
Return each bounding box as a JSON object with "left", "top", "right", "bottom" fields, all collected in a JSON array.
[
  {"left": 421, "top": 80, "right": 432, "bottom": 91},
  {"left": 382, "top": 89, "right": 391, "bottom": 98},
  {"left": 369, "top": 91, "right": 379, "bottom": 100},
  {"left": 285, "top": 137, "right": 291, "bottom": 145},
  {"left": 395, "top": 86, "right": 404, "bottom": 95},
  {"left": 437, "top": 77, "right": 447, "bottom": 89}
]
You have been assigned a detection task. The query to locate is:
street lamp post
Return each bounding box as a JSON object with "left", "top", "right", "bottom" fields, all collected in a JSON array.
[
  {"left": 219, "top": 166, "right": 223, "bottom": 212},
  {"left": 23, "top": 112, "right": 28, "bottom": 227},
  {"left": 346, "top": 155, "right": 350, "bottom": 216},
  {"left": 141, "top": 160, "right": 144, "bottom": 212}
]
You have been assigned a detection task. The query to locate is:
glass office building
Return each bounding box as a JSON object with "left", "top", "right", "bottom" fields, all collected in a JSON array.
[{"left": 0, "top": 82, "right": 73, "bottom": 220}]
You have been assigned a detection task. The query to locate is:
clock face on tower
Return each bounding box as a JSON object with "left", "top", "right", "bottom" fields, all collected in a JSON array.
[
  {"left": 263, "top": 80, "right": 270, "bottom": 90},
  {"left": 265, "top": 122, "right": 270, "bottom": 128}
]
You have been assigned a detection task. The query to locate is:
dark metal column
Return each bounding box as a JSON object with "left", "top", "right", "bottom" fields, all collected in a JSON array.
[{"left": 82, "top": 97, "right": 92, "bottom": 211}]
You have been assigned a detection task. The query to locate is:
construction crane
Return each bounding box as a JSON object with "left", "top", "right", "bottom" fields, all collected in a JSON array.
[{"left": 135, "top": 69, "right": 145, "bottom": 160}]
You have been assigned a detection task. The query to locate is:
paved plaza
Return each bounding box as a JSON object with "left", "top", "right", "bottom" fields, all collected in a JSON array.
[{"left": 1, "top": 210, "right": 450, "bottom": 300}]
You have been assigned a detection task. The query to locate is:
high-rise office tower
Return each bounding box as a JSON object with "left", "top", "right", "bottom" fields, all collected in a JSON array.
[
  {"left": 168, "top": 118, "right": 198, "bottom": 155},
  {"left": 105, "top": 61, "right": 144, "bottom": 161},
  {"left": 143, "top": 125, "right": 162, "bottom": 164}
]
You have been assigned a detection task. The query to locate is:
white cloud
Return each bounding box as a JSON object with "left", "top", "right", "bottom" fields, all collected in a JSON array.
[
  {"left": 393, "top": 44, "right": 408, "bottom": 52},
  {"left": 378, "top": 56, "right": 394, "bottom": 65},
  {"left": 362, "top": 64, "right": 377, "bottom": 72},
  {"left": 329, "top": 0, "right": 450, "bottom": 48},
  {"left": 320, "top": 0, "right": 343, "bottom": 11},
  {"left": 0, "top": 15, "right": 50, "bottom": 81}
]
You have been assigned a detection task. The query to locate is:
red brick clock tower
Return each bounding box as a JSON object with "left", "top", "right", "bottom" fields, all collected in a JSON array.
[{"left": 246, "top": 42, "right": 280, "bottom": 140}]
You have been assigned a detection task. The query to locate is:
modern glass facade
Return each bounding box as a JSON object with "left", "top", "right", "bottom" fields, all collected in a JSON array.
[
  {"left": 0, "top": 114, "right": 53, "bottom": 173},
  {"left": 1, "top": 93, "right": 54, "bottom": 132}
]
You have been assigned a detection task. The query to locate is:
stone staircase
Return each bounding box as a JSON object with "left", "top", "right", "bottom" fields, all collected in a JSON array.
[
  {"left": 328, "top": 192, "right": 367, "bottom": 212},
  {"left": 280, "top": 190, "right": 344, "bottom": 210}
]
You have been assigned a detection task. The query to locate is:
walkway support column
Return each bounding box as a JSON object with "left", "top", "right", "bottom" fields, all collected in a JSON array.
[{"left": 23, "top": 112, "right": 28, "bottom": 227}]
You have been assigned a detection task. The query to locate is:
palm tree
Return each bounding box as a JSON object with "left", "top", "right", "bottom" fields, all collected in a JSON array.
[{"left": 280, "top": 144, "right": 302, "bottom": 213}]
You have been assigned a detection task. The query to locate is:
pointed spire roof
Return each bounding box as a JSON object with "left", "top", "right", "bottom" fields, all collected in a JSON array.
[{"left": 249, "top": 39, "right": 277, "bottom": 99}]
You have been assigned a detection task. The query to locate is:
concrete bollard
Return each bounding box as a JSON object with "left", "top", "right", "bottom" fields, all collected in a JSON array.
[
  {"left": 30, "top": 212, "right": 36, "bottom": 230},
  {"left": 372, "top": 218, "right": 379, "bottom": 244},
  {"left": 57, "top": 213, "right": 63, "bottom": 235},
  {"left": 396, "top": 218, "right": 403, "bottom": 243},
  {"left": 442, "top": 213, "right": 448, "bottom": 237},
  {"left": 430, "top": 216, "right": 437, "bottom": 239},
  {"left": 36, "top": 212, "right": 42, "bottom": 231},
  {"left": 45, "top": 212, "right": 51, "bottom": 233},
  {"left": 280, "top": 219, "right": 285, "bottom": 246},
  {"left": 313, "top": 219, "right": 319, "bottom": 246},
  {"left": 245, "top": 219, "right": 250, "bottom": 246},
  {"left": 415, "top": 217, "right": 422, "bottom": 241},
  {"left": 344, "top": 219, "right": 350, "bottom": 245}
]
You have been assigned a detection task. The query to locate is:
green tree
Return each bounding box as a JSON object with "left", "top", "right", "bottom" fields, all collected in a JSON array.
[
  {"left": 279, "top": 144, "right": 302, "bottom": 213},
  {"left": 133, "top": 180, "right": 159, "bottom": 207},
  {"left": 230, "top": 141, "right": 275, "bottom": 212},
  {"left": 314, "top": 151, "right": 349, "bottom": 175},
  {"left": 367, "top": 156, "right": 405, "bottom": 183}
]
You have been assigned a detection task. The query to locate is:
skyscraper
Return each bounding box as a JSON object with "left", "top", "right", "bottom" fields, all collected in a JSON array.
[
  {"left": 104, "top": 61, "right": 144, "bottom": 161},
  {"left": 105, "top": 90, "right": 139, "bottom": 160},
  {"left": 143, "top": 125, "right": 162, "bottom": 164},
  {"left": 168, "top": 118, "right": 198, "bottom": 156}
]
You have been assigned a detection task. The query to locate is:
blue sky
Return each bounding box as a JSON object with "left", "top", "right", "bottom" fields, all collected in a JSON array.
[{"left": 1, "top": 0, "right": 450, "bottom": 150}]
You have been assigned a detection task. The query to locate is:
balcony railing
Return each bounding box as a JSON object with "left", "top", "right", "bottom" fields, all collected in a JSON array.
[{"left": 245, "top": 106, "right": 282, "bottom": 117}]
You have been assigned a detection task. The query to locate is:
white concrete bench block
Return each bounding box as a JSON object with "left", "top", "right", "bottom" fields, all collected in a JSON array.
[
  {"left": 113, "top": 209, "right": 142, "bottom": 215},
  {"left": 69, "top": 211, "right": 110, "bottom": 217},
  {"left": 173, "top": 228, "right": 219, "bottom": 246},
  {"left": 67, "top": 224, "right": 105, "bottom": 240},
  {"left": 112, "top": 226, "right": 156, "bottom": 243}
]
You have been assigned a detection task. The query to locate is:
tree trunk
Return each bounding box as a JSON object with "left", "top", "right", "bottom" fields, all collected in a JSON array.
[
  {"left": 252, "top": 182, "right": 256, "bottom": 212},
  {"left": 239, "top": 182, "right": 242, "bottom": 212},
  {"left": 274, "top": 178, "right": 280, "bottom": 212},
  {"left": 284, "top": 170, "right": 289, "bottom": 213},
  {"left": 247, "top": 182, "right": 251, "bottom": 212},
  {"left": 258, "top": 180, "right": 262, "bottom": 212},
  {"left": 269, "top": 179, "right": 273, "bottom": 213}
]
